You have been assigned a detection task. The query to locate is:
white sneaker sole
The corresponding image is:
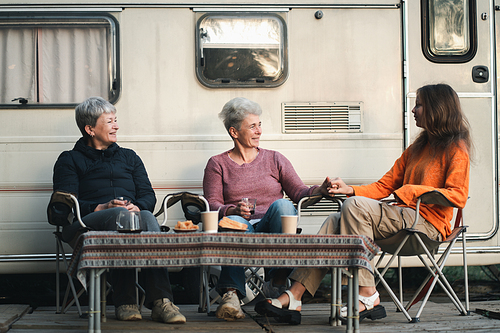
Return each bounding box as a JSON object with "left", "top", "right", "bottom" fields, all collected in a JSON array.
[
  {"left": 216, "top": 305, "right": 245, "bottom": 321},
  {"left": 152, "top": 313, "right": 186, "bottom": 324}
]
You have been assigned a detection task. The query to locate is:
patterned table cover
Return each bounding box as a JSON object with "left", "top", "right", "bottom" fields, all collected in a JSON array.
[{"left": 68, "top": 231, "right": 379, "bottom": 288}]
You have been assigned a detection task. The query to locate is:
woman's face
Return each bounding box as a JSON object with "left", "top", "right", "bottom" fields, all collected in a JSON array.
[
  {"left": 88, "top": 112, "right": 119, "bottom": 149},
  {"left": 412, "top": 94, "right": 425, "bottom": 129},
  {"left": 232, "top": 113, "right": 262, "bottom": 148}
]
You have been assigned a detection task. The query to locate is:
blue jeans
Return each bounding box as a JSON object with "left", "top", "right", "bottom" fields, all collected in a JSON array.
[
  {"left": 216, "top": 199, "right": 296, "bottom": 298},
  {"left": 62, "top": 207, "right": 174, "bottom": 308}
]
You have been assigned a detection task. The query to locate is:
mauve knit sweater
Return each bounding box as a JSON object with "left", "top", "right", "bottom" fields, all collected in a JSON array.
[{"left": 203, "top": 148, "right": 318, "bottom": 220}]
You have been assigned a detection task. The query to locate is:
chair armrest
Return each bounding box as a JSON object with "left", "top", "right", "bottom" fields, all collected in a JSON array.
[
  {"left": 155, "top": 192, "right": 210, "bottom": 230},
  {"left": 411, "top": 190, "right": 457, "bottom": 230},
  {"left": 47, "top": 191, "right": 86, "bottom": 228},
  {"left": 418, "top": 190, "right": 456, "bottom": 208},
  {"left": 298, "top": 194, "right": 344, "bottom": 210}
]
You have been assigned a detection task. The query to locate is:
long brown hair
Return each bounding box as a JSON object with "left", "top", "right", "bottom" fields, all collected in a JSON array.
[{"left": 412, "top": 84, "right": 472, "bottom": 159}]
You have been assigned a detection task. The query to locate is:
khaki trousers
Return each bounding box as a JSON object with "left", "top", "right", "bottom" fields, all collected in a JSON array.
[{"left": 289, "top": 196, "right": 441, "bottom": 296}]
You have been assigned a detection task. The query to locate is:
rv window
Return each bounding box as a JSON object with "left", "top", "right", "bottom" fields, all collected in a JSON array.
[
  {"left": 0, "top": 14, "right": 119, "bottom": 107},
  {"left": 422, "top": 0, "right": 477, "bottom": 63},
  {"left": 196, "top": 13, "right": 288, "bottom": 88}
]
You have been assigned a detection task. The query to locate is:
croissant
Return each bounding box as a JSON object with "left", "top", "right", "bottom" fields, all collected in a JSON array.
[
  {"left": 219, "top": 216, "right": 248, "bottom": 231},
  {"left": 175, "top": 220, "right": 199, "bottom": 230}
]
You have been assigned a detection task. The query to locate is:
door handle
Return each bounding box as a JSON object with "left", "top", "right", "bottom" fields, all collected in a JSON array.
[{"left": 472, "top": 66, "right": 489, "bottom": 83}]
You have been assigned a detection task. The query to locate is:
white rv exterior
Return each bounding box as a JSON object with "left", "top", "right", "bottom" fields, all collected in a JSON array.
[{"left": 0, "top": 0, "right": 498, "bottom": 273}]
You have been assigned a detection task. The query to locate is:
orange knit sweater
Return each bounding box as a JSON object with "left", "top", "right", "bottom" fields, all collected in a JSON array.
[{"left": 351, "top": 142, "right": 470, "bottom": 238}]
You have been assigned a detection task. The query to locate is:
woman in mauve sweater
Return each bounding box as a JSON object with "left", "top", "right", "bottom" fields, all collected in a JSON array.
[
  {"left": 203, "top": 97, "right": 332, "bottom": 321},
  {"left": 255, "top": 83, "right": 472, "bottom": 325}
]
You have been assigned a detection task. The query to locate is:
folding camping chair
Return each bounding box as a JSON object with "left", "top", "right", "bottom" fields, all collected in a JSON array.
[
  {"left": 155, "top": 192, "right": 269, "bottom": 313},
  {"left": 241, "top": 194, "right": 345, "bottom": 305},
  {"left": 374, "top": 190, "right": 470, "bottom": 322},
  {"left": 47, "top": 191, "right": 88, "bottom": 316},
  {"left": 48, "top": 191, "right": 145, "bottom": 317},
  {"left": 154, "top": 191, "right": 210, "bottom": 231},
  {"left": 297, "top": 193, "right": 344, "bottom": 227},
  {"left": 197, "top": 193, "right": 345, "bottom": 314},
  {"left": 153, "top": 192, "right": 213, "bottom": 312}
]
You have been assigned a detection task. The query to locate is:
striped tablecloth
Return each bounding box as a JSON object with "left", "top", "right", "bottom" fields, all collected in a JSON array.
[{"left": 68, "top": 231, "right": 379, "bottom": 288}]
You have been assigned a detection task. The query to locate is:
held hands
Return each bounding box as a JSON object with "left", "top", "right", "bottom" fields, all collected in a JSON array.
[
  {"left": 328, "top": 177, "right": 354, "bottom": 196},
  {"left": 316, "top": 176, "right": 354, "bottom": 196},
  {"left": 319, "top": 177, "right": 333, "bottom": 196}
]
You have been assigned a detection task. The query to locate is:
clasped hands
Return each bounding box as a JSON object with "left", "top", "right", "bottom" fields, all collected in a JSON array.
[
  {"left": 95, "top": 198, "right": 140, "bottom": 212},
  {"left": 319, "top": 176, "right": 355, "bottom": 197}
]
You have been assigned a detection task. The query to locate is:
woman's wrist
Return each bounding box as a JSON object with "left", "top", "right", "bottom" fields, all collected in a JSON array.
[
  {"left": 227, "top": 206, "right": 236, "bottom": 216},
  {"left": 94, "top": 203, "right": 106, "bottom": 212},
  {"left": 348, "top": 186, "right": 355, "bottom": 196}
]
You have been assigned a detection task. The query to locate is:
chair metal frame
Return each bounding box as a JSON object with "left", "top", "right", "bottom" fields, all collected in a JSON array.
[
  {"left": 152, "top": 192, "right": 214, "bottom": 313},
  {"left": 297, "top": 193, "right": 344, "bottom": 227},
  {"left": 50, "top": 192, "right": 87, "bottom": 316},
  {"left": 240, "top": 194, "right": 345, "bottom": 307},
  {"left": 155, "top": 191, "right": 210, "bottom": 231},
  {"left": 198, "top": 194, "right": 345, "bottom": 314},
  {"left": 374, "top": 190, "right": 470, "bottom": 322},
  {"left": 50, "top": 191, "right": 145, "bottom": 317},
  {"left": 297, "top": 193, "right": 347, "bottom": 325}
]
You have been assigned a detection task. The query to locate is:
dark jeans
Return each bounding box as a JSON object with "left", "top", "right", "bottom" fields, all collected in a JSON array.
[{"left": 63, "top": 207, "right": 174, "bottom": 308}]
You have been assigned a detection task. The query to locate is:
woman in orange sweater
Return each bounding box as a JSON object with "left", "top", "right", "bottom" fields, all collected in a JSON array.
[{"left": 255, "top": 83, "right": 472, "bottom": 325}]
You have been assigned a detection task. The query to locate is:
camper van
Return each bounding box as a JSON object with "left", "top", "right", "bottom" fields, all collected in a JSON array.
[{"left": 0, "top": 0, "right": 498, "bottom": 284}]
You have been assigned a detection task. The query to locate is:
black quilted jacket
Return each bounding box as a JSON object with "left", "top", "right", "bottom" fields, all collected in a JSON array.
[{"left": 52, "top": 137, "right": 156, "bottom": 217}]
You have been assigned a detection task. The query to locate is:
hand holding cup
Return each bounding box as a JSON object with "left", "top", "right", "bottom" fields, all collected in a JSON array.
[{"left": 241, "top": 198, "right": 256, "bottom": 219}]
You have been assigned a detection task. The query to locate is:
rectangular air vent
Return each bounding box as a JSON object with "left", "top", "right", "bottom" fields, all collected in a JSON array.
[
  {"left": 285, "top": 195, "right": 345, "bottom": 216},
  {"left": 282, "top": 102, "right": 363, "bottom": 133}
]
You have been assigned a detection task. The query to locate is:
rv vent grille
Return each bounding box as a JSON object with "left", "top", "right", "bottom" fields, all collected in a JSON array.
[
  {"left": 286, "top": 195, "right": 346, "bottom": 216},
  {"left": 282, "top": 102, "right": 363, "bottom": 133}
]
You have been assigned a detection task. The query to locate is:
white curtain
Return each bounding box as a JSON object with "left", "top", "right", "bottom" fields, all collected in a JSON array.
[
  {"left": 0, "top": 28, "right": 36, "bottom": 104},
  {"left": 0, "top": 25, "right": 109, "bottom": 104},
  {"left": 41, "top": 27, "right": 109, "bottom": 103}
]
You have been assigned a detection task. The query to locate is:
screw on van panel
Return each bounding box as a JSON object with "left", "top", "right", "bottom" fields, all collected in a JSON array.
[{"left": 315, "top": 11, "right": 323, "bottom": 19}]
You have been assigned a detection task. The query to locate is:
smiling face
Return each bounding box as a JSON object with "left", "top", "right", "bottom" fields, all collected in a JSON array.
[
  {"left": 231, "top": 113, "right": 262, "bottom": 148},
  {"left": 86, "top": 112, "right": 119, "bottom": 149},
  {"left": 412, "top": 94, "right": 425, "bottom": 129}
]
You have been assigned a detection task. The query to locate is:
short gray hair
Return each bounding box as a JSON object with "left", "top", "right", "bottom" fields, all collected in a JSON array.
[
  {"left": 75, "top": 97, "right": 116, "bottom": 136},
  {"left": 218, "top": 97, "right": 263, "bottom": 133}
]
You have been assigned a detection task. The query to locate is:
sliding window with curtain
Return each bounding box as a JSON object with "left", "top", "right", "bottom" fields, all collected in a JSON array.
[{"left": 0, "top": 15, "right": 118, "bottom": 106}]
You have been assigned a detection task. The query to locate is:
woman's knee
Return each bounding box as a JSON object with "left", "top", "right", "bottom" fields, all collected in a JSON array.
[
  {"left": 341, "top": 197, "right": 372, "bottom": 218},
  {"left": 84, "top": 207, "right": 128, "bottom": 231},
  {"left": 140, "top": 211, "right": 160, "bottom": 231},
  {"left": 340, "top": 196, "right": 378, "bottom": 235},
  {"left": 318, "top": 212, "right": 341, "bottom": 235},
  {"left": 270, "top": 198, "right": 296, "bottom": 215}
]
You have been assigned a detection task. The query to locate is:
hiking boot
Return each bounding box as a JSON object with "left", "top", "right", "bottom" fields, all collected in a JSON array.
[
  {"left": 215, "top": 290, "right": 245, "bottom": 321},
  {"left": 115, "top": 304, "right": 142, "bottom": 321},
  {"left": 151, "top": 298, "right": 186, "bottom": 324}
]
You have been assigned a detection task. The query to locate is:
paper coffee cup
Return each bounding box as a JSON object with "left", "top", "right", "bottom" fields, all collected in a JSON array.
[
  {"left": 201, "top": 211, "right": 219, "bottom": 233},
  {"left": 281, "top": 215, "right": 298, "bottom": 234}
]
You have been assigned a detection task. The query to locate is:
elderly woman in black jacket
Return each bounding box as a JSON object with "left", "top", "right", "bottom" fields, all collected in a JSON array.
[{"left": 52, "top": 97, "right": 185, "bottom": 324}]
